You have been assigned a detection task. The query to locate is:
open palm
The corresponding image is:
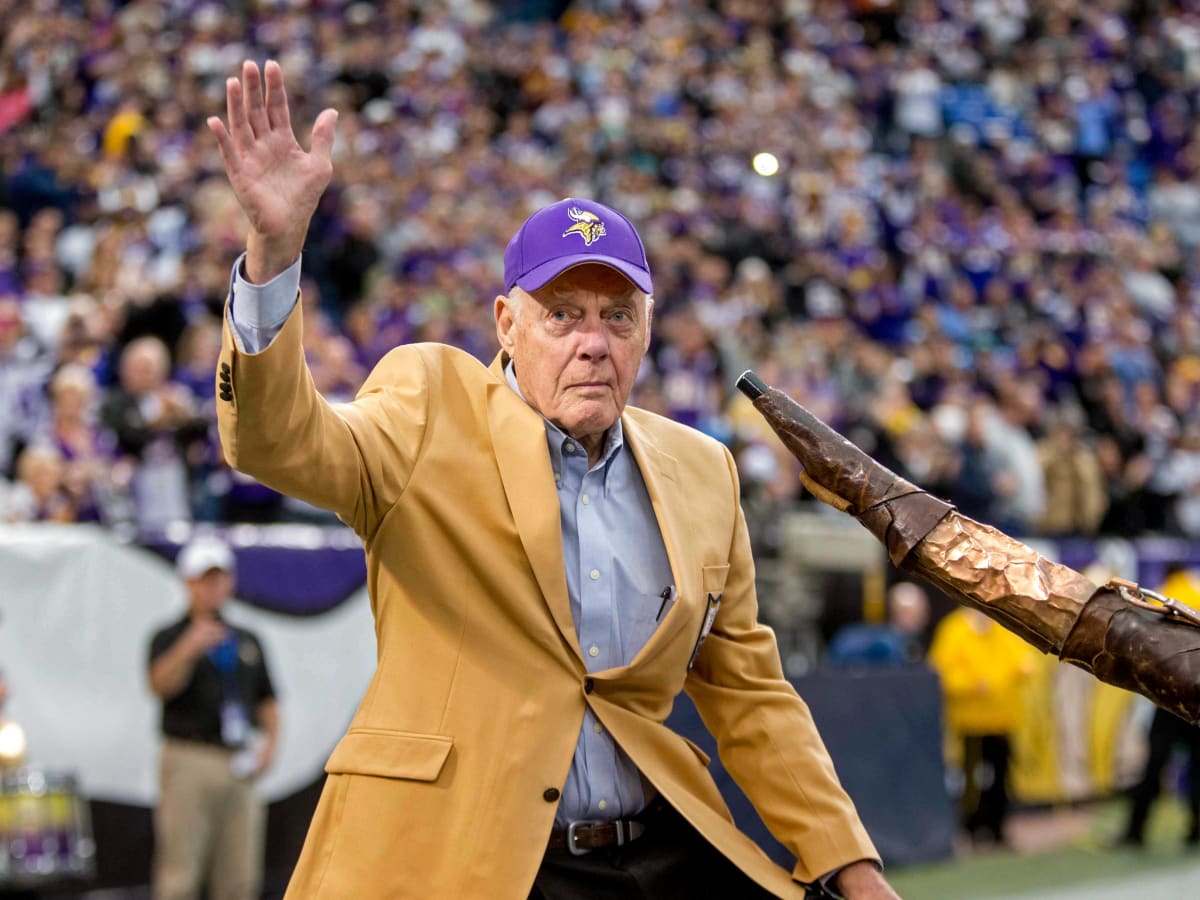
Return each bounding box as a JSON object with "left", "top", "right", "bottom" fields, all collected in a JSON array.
[{"left": 208, "top": 60, "right": 337, "bottom": 280}]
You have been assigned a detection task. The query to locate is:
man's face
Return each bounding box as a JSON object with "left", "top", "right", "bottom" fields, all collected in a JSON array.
[
  {"left": 495, "top": 264, "right": 651, "bottom": 446},
  {"left": 186, "top": 569, "right": 234, "bottom": 616}
]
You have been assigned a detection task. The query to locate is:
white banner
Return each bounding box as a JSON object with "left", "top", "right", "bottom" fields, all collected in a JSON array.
[{"left": 0, "top": 524, "right": 376, "bottom": 806}]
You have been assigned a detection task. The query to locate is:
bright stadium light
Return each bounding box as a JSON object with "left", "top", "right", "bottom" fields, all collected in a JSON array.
[
  {"left": 752, "top": 152, "right": 780, "bottom": 177},
  {"left": 0, "top": 720, "right": 27, "bottom": 767}
]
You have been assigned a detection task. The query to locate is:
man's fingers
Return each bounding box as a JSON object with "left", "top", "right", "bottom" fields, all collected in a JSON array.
[
  {"left": 242, "top": 60, "right": 270, "bottom": 139},
  {"left": 263, "top": 59, "right": 292, "bottom": 134},
  {"left": 310, "top": 108, "right": 339, "bottom": 163},
  {"left": 226, "top": 77, "right": 254, "bottom": 152},
  {"left": 207, "top": 117, "right": 239, "bottom": 174}
]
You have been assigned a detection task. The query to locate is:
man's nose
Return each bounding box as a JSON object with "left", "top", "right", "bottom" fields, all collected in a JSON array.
[{"left": 576, "top": 315, "right": 610, "bottom": 360}]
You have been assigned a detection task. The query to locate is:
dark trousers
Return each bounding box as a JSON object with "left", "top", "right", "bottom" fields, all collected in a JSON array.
[
  {"left": 1125, "top": 707, "right": 1200, "bottom": 843},
  {"left": 961, "top": 734, "right": 1011, "bottom": 843},
  {"left": 529, "top": 798, "right": 788, "bottom": 899}
]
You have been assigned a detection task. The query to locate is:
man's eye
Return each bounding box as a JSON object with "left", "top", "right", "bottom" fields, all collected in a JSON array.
[{"left": 550, "top": 310, "right": 571, "bottom": 322}]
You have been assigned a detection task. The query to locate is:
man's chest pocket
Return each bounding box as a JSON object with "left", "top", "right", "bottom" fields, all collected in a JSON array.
[
  {"left": 622, "top": 579, "right": 681, "bottom": 656},
  {"left": 688, "top": 564, "right": 729, "bottom": 670}
]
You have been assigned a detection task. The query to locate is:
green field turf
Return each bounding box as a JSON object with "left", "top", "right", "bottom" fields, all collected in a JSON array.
[{"left": 887, "top": 799, "right": 1200, "bottom": 899}]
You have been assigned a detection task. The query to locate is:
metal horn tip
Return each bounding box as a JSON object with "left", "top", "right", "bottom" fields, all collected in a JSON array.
[{"left": 736, "top": 370, "right": 769, "bottom": 400}]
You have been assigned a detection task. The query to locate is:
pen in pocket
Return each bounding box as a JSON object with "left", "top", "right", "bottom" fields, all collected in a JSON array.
[{"left": 656, "top": 585, "right": 676, "bottom": 622}]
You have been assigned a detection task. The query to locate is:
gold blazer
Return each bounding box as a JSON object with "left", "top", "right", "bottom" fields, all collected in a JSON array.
[{"left": 216, "top": 302, "right": 877, "bottom": 898}]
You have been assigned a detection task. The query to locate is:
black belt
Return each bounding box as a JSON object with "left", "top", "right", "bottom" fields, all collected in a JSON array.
[{"left": 547, "top": 819, "right": 647, "bottom": 855}]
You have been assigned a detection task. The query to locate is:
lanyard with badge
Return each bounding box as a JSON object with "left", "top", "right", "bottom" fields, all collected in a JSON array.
[{"left": 208, "top": 632, "right": 250, "bottom": 747}]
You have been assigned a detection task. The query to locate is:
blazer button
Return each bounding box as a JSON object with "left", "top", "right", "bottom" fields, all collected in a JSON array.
[
  {"left": 583, "top": 677, "right": 594, "bottom": 694},
  {"left": 543, "top": 787, "right": 560, "bottom": 803}
]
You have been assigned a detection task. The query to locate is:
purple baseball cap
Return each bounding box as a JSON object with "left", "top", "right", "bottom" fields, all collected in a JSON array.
[{"left": 503, "top": 197, "right": 653, "bottom": 295}]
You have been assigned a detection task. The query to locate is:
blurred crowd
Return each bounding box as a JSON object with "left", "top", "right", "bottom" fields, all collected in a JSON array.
[{"left": 3, "top": 0, "right": 1200, "bottom": 537}]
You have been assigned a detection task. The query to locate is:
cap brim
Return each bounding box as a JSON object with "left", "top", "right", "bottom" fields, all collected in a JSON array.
[{"left": 514, "top": 253, "right": 653, "bottom": 295}]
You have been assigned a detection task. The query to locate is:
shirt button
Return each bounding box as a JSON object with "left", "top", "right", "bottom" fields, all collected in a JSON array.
[
  {"left": 581, "top": 494, "right": 590, "bottom": 505},
  {"left": 594, "top": 721, "right": 604, "bottom": 733},
  {"left": 584, "top": 677, "right": 594, "bottom": 694},
  {"left": 598, "top": 800, "right": 608, "bottom": 811},
  {"left": 589, "top": 569, "right": 600, "bottom": 581},
  {"left": 554, "top": 472, "right": 561, "bottom": 481},
  {"left": 588, "top": 645, "right": 599, "bottom": 657},
  {"left": 543, "top": 787, "right": 560, "bottom": 803},
  {"left": 565, "top": 442, "right": 576, "bottom": 454}
]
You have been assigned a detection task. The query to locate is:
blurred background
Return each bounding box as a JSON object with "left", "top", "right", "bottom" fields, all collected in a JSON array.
[{"left": 3, "top": 0, "right": 1200, "bottom": 896}]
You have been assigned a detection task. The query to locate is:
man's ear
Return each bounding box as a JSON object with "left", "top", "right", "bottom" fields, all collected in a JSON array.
[
  {"left": 495, "top": 293, "right": 516, "bottom": 354},
  {"left": 643, "top": 295, "right": 655, "bottom": 352}
]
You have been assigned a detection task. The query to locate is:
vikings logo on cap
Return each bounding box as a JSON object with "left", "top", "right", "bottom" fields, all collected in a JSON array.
[{"left": 562, "top": 206, "right": 606, "bottom": 246}]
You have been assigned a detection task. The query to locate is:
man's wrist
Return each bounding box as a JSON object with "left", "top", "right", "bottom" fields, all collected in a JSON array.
[
  {"left": 833, "top": 859, "right": 892, "bottom": 899},
  {"left": 245, "top": 229, "right": 304, "bottom": 285}
]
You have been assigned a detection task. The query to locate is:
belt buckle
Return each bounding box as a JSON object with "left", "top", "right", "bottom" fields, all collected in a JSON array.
[{"left": 566, "top": 819, "right": 603, "bottom": 856}]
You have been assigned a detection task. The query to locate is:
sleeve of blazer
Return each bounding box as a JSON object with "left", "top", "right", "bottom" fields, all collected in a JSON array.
[
  {"left": 683, "top": 445, "right": 878, "bottom": 885},
  {"left": 216, "top": 296, "right": 429, "bottom": 538}
]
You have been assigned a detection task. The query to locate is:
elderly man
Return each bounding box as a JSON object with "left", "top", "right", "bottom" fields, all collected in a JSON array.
[{"left": 207, "top": 60, "right": 895, "bottom": 899}]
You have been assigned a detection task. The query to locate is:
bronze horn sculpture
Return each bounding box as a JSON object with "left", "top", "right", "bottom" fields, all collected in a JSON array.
[{"left": 736, "top": 370, "right": 1200, "bottom": 725}]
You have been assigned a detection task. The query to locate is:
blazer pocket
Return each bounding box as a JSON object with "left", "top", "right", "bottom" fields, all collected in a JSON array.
[
  {"left": 701, "top": 564, "right": 730, "bottom": 599},
  {"left": 325, "top": 727, "right": 453, "bottom": 782}
]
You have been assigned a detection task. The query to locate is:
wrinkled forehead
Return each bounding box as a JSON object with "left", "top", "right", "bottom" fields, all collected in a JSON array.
[{"left": 532, "top": 262, "right": 643, "bottom": 303}]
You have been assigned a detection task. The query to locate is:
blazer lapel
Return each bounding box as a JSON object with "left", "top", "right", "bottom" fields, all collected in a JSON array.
[
  {"left": 622, "top": 412, "right": 696, "bottom": 662},
  {"left": 486, "top": 356, "right": 582, "bottom": 664}
]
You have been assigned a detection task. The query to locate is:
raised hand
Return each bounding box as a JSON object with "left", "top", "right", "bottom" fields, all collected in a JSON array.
[{"left": 207, "top": 60, "right": 338, "bottom": 283}]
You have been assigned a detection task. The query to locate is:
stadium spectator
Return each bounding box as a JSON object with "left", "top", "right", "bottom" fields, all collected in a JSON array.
[
  {"left": 1035, "top": 404, "right": 1108, "bottom": 536},
  {"left": 827, "top": 581, "right": 932, "bottom": 668},
  {"left": 1, "top": 444, "right": 73, "bottom": 523},
  {"left": 929, "top": 607, "right": 1034, "bottom": 849},
  {"left": 100, "top": 336, "right": 205, "bottom": 530},
  {"left": 0, "top": 295, "right": 51, "bottom": 479},
  {"left": 0, "top": 0, "right": 1197, "bottom": 546},
  {"left": 39, "top": 363, "right": 112, "bottom": 523}
]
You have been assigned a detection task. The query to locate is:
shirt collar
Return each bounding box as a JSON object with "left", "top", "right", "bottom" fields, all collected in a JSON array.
[{"left": 504, "top": 359, "right": 625, "bottom": 479}]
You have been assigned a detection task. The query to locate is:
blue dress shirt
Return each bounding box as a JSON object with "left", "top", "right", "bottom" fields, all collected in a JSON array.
[{"left": 502, "top": 362, "right": 673, "bottom": 825}]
